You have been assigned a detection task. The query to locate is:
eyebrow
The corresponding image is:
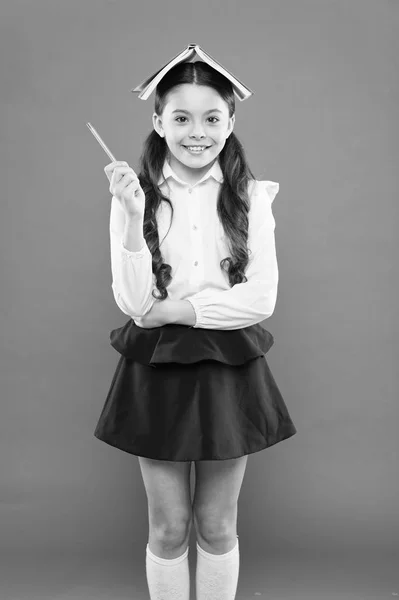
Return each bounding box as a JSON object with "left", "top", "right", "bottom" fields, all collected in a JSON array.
[{"left": 171, "top": 109, "right": 223, "bottom": 114}]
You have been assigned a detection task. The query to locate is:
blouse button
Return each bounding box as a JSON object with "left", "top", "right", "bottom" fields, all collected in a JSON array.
[
  {"left": 193, "top": 225, "right": 197, "bottom": 230},
  {"left": 194, "top": 261, "right": 198, "bottom": 266},
  {"left": 188, "top": 188, "right": 192, "bottom": 194}
]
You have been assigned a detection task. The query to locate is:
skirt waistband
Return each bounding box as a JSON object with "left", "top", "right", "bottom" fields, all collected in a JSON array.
[{"left": 110, "top": 320, "right": 274, "bottom": 368}]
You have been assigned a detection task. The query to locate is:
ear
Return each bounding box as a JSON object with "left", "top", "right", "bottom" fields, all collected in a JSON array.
[
  {"left": 226, "top": 114, "right": 235, "bottom": 139},
  {"left": 152, "top": 112, "right": 165, "bottom": 138}
]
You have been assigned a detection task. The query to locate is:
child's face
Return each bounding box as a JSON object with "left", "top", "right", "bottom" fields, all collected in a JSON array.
[{"left": 153, "top": 84, "right": 235, "bottom": 183}]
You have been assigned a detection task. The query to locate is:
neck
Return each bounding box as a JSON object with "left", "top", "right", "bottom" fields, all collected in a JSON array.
[{"left": 167, "top": 155, "right": 217, "bottom": 186}]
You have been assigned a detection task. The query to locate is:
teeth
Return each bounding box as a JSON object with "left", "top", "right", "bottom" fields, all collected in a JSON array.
[{"left": 186, "top": 146, "right": 207, "bottom": 151}]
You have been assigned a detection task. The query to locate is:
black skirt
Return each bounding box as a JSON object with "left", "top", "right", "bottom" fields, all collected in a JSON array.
[{"left": 94, "top": 320, "right": 297, "bottom": 462}]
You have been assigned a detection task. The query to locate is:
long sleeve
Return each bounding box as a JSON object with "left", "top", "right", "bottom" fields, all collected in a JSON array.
[
  {"left": 109, "top": 196, "right": 158, "bottom": 318},
  {"left": 185, "top": 181, "right": 280, "bottom": 330}
]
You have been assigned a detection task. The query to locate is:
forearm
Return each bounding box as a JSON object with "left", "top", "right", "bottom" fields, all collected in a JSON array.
[{"left": 123, "top": 216, "right": 146, "bottom": 252}]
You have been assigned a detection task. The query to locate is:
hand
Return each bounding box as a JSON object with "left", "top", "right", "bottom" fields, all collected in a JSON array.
[
  {"left": 134, "top": 298, "right": 174, "bottom": 329},
  {"left": 104, "top": 160, "right": 145, "bottom": 220},
  {"left": 134, "top": 298, "right": 196, "bottom": 328}
]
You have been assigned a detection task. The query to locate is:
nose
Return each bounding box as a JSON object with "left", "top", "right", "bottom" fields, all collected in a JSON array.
[{"left": 189, "top": 123, "right": 206, "bottom": 139}]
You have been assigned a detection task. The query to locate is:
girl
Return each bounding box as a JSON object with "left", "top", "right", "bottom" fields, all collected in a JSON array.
[{"left": 94, "top": 53, "right": 297, "bottom": 600}]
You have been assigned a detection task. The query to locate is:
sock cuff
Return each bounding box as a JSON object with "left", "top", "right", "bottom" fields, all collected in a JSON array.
[
  {"left": 146, "top": 543, "right": 189, "bottom": 566},
  {"left": 196, "top": 536, "right": 239, "bottom": 562}
]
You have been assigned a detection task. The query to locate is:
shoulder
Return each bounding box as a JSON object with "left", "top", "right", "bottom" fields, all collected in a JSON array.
[
  {"left": 247, "top": 179, "right": 279, "bottom": 229},
  {"left": 248, "top": 179, "right": 280, "bottom": 203}
]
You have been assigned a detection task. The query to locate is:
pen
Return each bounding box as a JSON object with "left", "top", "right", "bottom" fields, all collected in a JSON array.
[{"left": 86, "top": 122, "right": 117, "bottom": 162}]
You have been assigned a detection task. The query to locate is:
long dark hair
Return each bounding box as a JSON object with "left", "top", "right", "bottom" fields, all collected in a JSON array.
[{"left": 137, "top": 61, "right": 257, "bottom": 300}]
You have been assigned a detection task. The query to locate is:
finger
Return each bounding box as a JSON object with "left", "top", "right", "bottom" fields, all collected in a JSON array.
[
  {"left": 116, "top": 174, "right": 136, "bottom": 193},
  {"left": 121, "top": 180, "right": 140, "bottom": 197},
  {"left": 121, "top": 173, "right": 141, "bottom": 193},
  {"left": 105, "top": 162, "right": 130, "bottom": 184},
  {"left": 112, "top": 167, "right": 137, "bottom": 183},
  {"left": 111, "top": 173, "right": 139, "bottom": 196},
  {"left": 108, "top": 165, "right": 136, "bottom": 178},
  {"left": 104, "top": 161, "right": 128, "bottom": 174},
  {"left": 124, "top": 172, "right": 140, "bottom": 186},
  {"left": 110, "top": 167, "right": 134, "bottom": 189},
  {"left": 110, "top": 169, "right": 124, "bottom": 193}
]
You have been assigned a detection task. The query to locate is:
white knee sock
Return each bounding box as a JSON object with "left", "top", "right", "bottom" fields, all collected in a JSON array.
[
  {"left": 145, "top": 543, "right": 190, "bottom": 600},
  {"left": 196, "top": 536, "right": 240, "bottom": 600}
]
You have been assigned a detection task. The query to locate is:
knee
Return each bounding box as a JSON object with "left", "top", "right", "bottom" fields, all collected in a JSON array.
[
  {"left": 151, "top": 515, "right": 193, "bottom": 547},
  {"left": 193, "top": 505, "right": 237, "bottom": 543}
]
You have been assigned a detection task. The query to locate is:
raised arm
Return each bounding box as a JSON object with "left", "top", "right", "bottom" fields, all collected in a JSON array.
[{"left": 109, "top": 197, "right": 158, "bottom": 318}]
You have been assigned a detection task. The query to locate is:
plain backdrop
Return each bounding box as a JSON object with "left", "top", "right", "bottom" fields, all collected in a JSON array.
[{"left": 1, "top": 0, "right": 398, "bottom": 566}]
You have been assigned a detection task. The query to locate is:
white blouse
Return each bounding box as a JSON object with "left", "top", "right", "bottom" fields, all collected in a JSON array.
[{"left": 110, "top": 158, "right": 280, "bottom": 330}]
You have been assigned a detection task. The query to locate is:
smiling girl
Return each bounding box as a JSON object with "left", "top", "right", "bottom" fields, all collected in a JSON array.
[{"left": 94, "top": 47, "right": 297, "bottom": 600}]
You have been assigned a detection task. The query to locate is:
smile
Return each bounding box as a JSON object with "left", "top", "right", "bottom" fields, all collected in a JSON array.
[{"left": 183, "top": 146, "right": 210, "bottom": 154}]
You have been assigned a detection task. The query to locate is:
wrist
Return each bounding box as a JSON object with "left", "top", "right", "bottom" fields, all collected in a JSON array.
[
  {"left": 183, "top": 300, "right": 197, "bottom": 326},
  {"left": 123, "top": 216, "right": 145, "bottom": 252}
]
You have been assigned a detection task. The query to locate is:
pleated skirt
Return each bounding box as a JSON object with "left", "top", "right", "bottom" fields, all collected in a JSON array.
[{"left": 94, "top": 319, "right": 297, "bottom": 461}]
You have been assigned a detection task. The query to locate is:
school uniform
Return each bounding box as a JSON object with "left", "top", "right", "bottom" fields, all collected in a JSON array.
[{"left": 94, "top": 157, "right": 297, "bottom": 461}]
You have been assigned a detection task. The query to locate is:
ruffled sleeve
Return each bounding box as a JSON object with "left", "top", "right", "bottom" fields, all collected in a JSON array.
[{"left": 264, "top": 181, "right": 279, "bottom": 203}]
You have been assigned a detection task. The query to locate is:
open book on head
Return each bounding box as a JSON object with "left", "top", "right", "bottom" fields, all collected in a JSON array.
[{"left": 131, "top": 43, "right": 254, "bottom": 102}]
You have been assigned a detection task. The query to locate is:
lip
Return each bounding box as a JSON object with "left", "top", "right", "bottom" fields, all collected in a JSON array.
[{"left": 183, "top": 145, "right": 211, "bottom": 148}]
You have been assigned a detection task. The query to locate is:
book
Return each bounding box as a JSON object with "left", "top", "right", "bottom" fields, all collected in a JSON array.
[{"left": 131, "top": 43, "right": 254, "bottom": 101}]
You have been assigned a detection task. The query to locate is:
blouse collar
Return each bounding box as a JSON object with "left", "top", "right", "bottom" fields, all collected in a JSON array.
[{"left": 157, "top": 157, "right": 224, "bottom": 187}]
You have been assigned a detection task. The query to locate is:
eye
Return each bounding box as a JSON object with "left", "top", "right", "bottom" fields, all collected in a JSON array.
[{"left": 175, "top": 116, "right": 219, "bottom": 123}]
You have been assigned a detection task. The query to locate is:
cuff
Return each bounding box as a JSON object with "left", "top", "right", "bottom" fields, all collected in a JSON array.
[
  {"left": 120, "top": 237, "right": 149, "bottom": 261},
  {"left": 185, "top": 298, "right": 199, "bottom": 328}
]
